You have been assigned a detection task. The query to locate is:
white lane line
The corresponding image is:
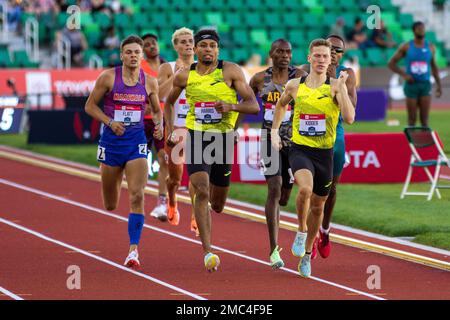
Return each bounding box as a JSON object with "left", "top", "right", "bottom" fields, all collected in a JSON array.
[
  {"left": 0, "top": 286, "right": 24, "bottom": 300},
  {"left": 2, "top": 146, "right": 447, "bottom": 257},
  {"left": 0, "top": 217, "right": 206, "bottom": 301},
  {"left": 0, "top": 178, "right": 385, "bottom": 300}
]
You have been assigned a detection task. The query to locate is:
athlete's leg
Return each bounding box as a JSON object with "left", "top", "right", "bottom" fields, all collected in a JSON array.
[
  {"left": 322, "top": 174, "right": 340, "bottom": 229},
  {"left": 418, "top": 95, "right": 431, "bottom": 127},
  {"left": 124, "top": 158, "right": 148, "bottom": 253},
  {"left": 306, "top": 193, "right": 328, "bottom": 253},
  {"left": 156, "top": 148, "right": 168, "bottom": 197},
  {"left": 209, "top": 183, "right": 229, "bottom": 214},
  {"left": 190, "top": 171, "right": 212, "bottom": 253},
  {"left": 279, "top": 187, "right": 293, "bottom": 206},
  {"left": 265, "top": 176, "right": 282, "bottom": 253},
  {"left": 406, "top": 97, "right": 419, "bottom": 126},
  {"left": 100, "top": 163, "right": 124, "bottom": 211},
  {"left": 294, "top": 169, "right": 313, "bottom": 233}
]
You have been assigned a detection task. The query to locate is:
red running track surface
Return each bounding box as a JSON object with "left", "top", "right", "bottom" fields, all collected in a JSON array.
[{"left": 0, "top": 156, "right": 449, "bottom": 300}]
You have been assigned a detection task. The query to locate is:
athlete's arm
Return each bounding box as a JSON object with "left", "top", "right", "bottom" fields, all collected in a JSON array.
[
  {"left": 344, "top": 68, "right": 358, "bottom": 107},
  {"left": 430, "top": 44, "right": 442, "bottom": 98},
  {"left": 271, "top": 79, "right": 297, "bottom": 150},
  {"left": 164, "top": 68, "right": 188, "bottom": 146},
  {"left": 388, "top": 43, "right": 414, "bottom": 83},
  {"left": 249, "top": 70, "right": 264, "bottom": 97},
  {"left": 146, "top": 75, "right": 163, "bottom": 140},
  {"left": 157, "top": 62, "right": 174, "bottom": 101},
  {"left": 332, "top": 72, "right": 355, "bottom": 125},
  {"left": 85, "top": 69, "right": 125, "bottom": 136},
  {"left": 215, "top": 62, "right": 259, "bottom": 115}
]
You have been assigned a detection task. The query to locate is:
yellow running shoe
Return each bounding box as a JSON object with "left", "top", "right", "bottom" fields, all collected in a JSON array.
[{"left": 204, "top": 252, "right": 220, "bottom": 272}]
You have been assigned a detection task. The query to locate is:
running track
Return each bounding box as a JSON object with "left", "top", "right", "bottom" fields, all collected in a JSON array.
[{"left": 0, "top": 146, "right": 449, "bottom": 300}]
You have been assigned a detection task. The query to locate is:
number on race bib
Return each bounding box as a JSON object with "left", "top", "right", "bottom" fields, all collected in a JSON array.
[
  {"left": 138, "top": 144, "right": 147, "bottom": 155},
  {"left": 97, "top": 146, "right": 106, "bottom": 161}
]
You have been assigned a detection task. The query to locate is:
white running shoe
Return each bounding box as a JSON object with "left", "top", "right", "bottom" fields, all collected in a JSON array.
[
  {"left": 150, "top": 203, "right": 168, "bottom": 221},
  {"left": 124, "top": 249, "right": 140, "bottom": 269}
]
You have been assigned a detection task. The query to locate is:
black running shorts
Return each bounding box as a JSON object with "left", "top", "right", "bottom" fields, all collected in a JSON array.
[
  {"left": 186, "top": 129, "right": 234, "bottom": 187},
  {"left": 288, "top": 144, "right": 334, "bottom": 197}
]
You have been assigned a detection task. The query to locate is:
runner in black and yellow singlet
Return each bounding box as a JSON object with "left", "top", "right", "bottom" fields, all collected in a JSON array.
[
  {"left": 164, "top": 29, "right": 259, "bottom": 272},
  {"left": 249, "top": 39, "right": 307, "bottom": 270},
  {"left": 271, "top": 39, "right": 355, "bottom": 278}
]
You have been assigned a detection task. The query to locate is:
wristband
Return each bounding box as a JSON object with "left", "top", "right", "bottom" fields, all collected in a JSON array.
[{"left": 107, "top": 119, "right": 114, "bottom": 128}]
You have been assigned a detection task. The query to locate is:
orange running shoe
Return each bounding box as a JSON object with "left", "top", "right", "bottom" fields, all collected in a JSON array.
[
  {"left": 167, "top": 205, "right": 180, "bottom": 226},
  {"left": 190, "top": 217, "right": 200, "bottom": 237}
]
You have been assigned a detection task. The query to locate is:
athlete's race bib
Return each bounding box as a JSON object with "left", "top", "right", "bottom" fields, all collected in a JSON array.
[
  {"left": 264, "top": 103, "right": 291, "bottom": 123},
  {"left": 114, "top": 105, "right": 142, "bottom": 126},
  {"left": 177, "top": 98, "right": 190, "bottom": 119},
  {"left": 194, "top": 101, "right": 222, "bottom": 124},
  {"left": 299, "top": 114, "right": 326, "bottom": 136},
  {"left": 410, "top": 61, "right": 428, "bottom": 75}
]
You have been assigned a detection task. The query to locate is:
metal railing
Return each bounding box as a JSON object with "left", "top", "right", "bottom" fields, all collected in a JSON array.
[
  {"left": 56, "top": 36, "right": 71, "bottom": 69},
  {"left": 25, "top": 17, "right": 39, "bottom": 62}
]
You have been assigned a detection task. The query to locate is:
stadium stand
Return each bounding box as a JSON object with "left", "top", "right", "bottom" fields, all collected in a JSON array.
[{"left": 0, "top": 0, "right": 448, "bottom": 68}]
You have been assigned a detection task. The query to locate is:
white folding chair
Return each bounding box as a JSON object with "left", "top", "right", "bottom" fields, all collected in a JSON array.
[{"left": 401, "top": 127, "right": 450, "bottom": 200}]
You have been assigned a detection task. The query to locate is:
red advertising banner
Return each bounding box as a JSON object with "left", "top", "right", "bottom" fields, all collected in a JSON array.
[
  {"left": 340, "top": 132, "right": 440, "bottom": 183},
  {"left": 0, "top": 69, "right": 102, "bottom": 109},
  {"left": 232, "top": 130, "right": 442, "bottom": 184}
]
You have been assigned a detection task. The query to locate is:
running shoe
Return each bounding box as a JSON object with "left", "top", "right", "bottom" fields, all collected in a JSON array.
[
  {"left": 150, "top": 203, "right": 168, "bottom": 221},
  {"left": 167, "top": 205, "right": 180, "bottom": 226},
  {"left": 204, "top": 252, "right": 220, "bottom": 272},
  {"left": 269, "top": 245, "right": 284, "bottom": 269},
  {"left": 190, "top": 217, "right": 200, "bottom": 237},
  {"left": 124, "top": 249, "right": 140, "bottom": 270},
  {"left": 298, "top": 253, "right": 311, "bottom": 278},
  {"left": 311, "top": 237, "right": 318, "bottom": 260},
  {"left": 318, "top": 229, "right": 331, "bottom": 258},
  {"left": 291, "top": 231, "right": 307, "bottom": 257}
]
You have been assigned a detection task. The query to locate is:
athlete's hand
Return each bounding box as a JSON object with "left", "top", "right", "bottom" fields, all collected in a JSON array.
[
  {"left": 110, "top": 121, "right": 125, "bottom": 136},
  {"left": 327, "top": 64, "right": 337, "bottom": 79},
  {"left": 166, "top": 131, "right": 178, "bottom": 148},
  {"left": 214, "top": 101, "right": 235, "bottom": 113},
  {"left": 271, "top": 129, "right": 282, "bottom": 150},
  {"left": 436, "top": 86, "right": 442, "bottom": 98},
  {"left": 153, "top": 123, "right": 164, "bottom": 140},
  {"left": 403, "top": 74, "right": 415, "bottom": 84}
]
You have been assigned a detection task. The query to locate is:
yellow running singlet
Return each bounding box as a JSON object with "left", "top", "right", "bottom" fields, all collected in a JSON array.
[
  {"left": 185, "top": 60, "right": 238, "bottom": 133},
  {"left": 291, "top": 76, "right": 340, "bottom": 149}
]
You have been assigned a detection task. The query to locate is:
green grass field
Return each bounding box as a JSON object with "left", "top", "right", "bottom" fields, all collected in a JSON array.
[{"left": 1, "top": 110, "right": 449, "bottom": 250}]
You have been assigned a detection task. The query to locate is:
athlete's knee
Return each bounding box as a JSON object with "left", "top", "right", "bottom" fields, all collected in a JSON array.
[
  {"left": 310, "top": 203, "right": 324, "bottom": 217},
  {"left": 279, "top": 189, "right": 291, "bottom": 206},
  {"left": 298, "top": 186, "right": 312, "bottom": 199},
  {"left": 267, "top": 180, "right": 282, "bottom": 202},
  {"left": 129, "top": 189, "right": 144, "bottom": 207},
  {"left": 211, "top": 202, "right": 224, "bottom": 213},
  {"left": 194, "top": 183, "right": 209, "bottom": 202}
]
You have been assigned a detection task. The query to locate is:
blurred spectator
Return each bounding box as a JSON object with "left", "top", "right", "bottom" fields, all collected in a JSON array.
[
  {"left": 245, "top": 53, "right": 262, "bottom": 68},
  {"left": 346, "top": 17, "right": 370, "bottom": 50},
  {"left": 23, "top": 0, "right": 57, "bottom": 15},
  {"left": 371, "top": 20, "right": 397, "bottom": 48},
  {"left": 343, "top": 55, "right": 360, "bottom": 88},
  {"left": 329, "top": 17, "right": 346, "bottom": 40},
  {"left": 103, "top": 26, "right": 120, "bottom": 50},
  {"left": 55, "top": 24, "right": 88, "bottom": 67},
  {"left": 54, "top": 0, "right": 69, "bottom": 12},
  {"left": 90, "top": 0, "right": 108, "bottom": 14},
  {"left": 5, "top": 0, "right": 22, "bottom": 34}
]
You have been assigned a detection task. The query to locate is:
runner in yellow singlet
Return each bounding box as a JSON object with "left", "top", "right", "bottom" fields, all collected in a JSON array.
[
  {"left": 271, "top": 39, "right": 355, "bottom": 278},
  {"left": 164, "top": 29, "right": 259, "bottom": 272}
]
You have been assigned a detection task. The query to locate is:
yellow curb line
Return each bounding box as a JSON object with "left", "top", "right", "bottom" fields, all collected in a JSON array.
[{"left": 1, "top": 150, "right": 449, "bottom": 272}]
